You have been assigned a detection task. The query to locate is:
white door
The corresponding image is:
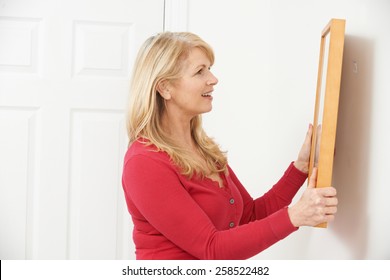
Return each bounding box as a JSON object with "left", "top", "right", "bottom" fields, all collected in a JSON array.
[{"left": 0, "top": 0, "right": 164, "bottom": 259}]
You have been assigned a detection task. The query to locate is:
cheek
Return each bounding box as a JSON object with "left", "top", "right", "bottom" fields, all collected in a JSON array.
[
  {"left": 170, "top": 79, "right": 205, "bottom": 103},
  {"left": 177, "top": 82, "right": 201, "bottom": 98},
  {"left": 170, "top": 88, "right": 196, "bottom": 107}
]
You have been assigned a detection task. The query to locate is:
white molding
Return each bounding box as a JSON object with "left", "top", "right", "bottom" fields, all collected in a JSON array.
[{"left": 164, "top": 0, "right": 188, "bottom": 31}]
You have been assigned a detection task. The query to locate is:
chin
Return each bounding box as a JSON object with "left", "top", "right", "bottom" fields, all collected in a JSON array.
[
  {"left": 203, "top": 106, "right": 213, "bottom": 113},
  {"left": 194, "top": 105, "right": 212, "bottom": 116}
]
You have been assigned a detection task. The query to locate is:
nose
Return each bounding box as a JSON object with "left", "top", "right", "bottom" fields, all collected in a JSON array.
[{"left": 207, "top": 71, "right": 218, "bottom": 86}]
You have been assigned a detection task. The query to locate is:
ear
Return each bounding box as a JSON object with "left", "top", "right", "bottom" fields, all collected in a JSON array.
[{"left": 156, "top": 79, "right": 172, "bottom": 100}]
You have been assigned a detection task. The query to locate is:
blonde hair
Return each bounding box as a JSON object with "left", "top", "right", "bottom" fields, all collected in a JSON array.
[{"left": 126, "top": 32, "right": 227, "bottom": 178}]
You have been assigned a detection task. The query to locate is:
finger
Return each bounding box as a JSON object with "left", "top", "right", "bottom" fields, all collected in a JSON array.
[
  {"left": 308, "top": 167, "right": 317, "bottom": 188},
  {"left": 325, "top": 197, "right": 338, "bottom": 207},
  {"left": 325, "top": 206, "right": 338, "bottom": 215},
  {"left": 305, "top": 124, "right": 313, "bottom": 143},
  {"left": 324, "top": 214, "right": 335, "bottom": 223},
  {"left": 319, "top": 186, "right": 337, "bottom": 197}
]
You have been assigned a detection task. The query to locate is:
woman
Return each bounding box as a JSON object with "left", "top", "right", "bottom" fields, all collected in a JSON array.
[{"left": 122, "top": 32, "right": 338, "bottom": 260}]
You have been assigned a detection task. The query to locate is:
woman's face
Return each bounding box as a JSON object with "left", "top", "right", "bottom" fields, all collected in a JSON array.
[{"left": 165, "top": 47, "right": 218, "bottom": 120}]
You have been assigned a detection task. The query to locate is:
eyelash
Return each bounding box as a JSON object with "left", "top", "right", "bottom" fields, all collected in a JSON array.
[{"left": 196, "top": 67, "right": 211, "bottom": 75}]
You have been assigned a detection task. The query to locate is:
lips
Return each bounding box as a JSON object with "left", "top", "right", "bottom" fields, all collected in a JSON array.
[{"left": 201, "top": 90, "right": 213, "bottom": 97}]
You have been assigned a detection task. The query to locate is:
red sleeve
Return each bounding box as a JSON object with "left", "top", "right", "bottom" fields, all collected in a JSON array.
[
  {"left": 123, "top": 155, "right": 299, "bottom": 260},
  {"left": 229, "top": 163, "right": 308, "bottom": 225}
]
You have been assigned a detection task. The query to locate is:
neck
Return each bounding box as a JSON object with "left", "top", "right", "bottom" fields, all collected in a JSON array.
[{"left": 161, "top": 111, "right": 196, "bottom": 150}]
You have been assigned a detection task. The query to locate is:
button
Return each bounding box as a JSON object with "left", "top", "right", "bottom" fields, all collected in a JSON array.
[
  {"left": 229, "top": 198, "right": 235, "bottom": 204},
  {"left": 229, "top": 222, "right": 235, "bottom": 228}
]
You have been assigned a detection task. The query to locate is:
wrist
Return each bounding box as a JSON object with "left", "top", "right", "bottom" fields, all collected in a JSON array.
[
  {"left": 293, "top": 160, "right": 309, "bottom": 174},
  {"left": 287, "top": 206, "right": 300, "bottom": 228}
]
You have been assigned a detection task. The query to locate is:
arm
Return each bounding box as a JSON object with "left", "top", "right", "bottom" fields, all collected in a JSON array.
[
  {"left": 123, "top": 154, "right": 298, "bottom": 260},
  {"left": 235, "top": 125, "right": 313, "bottom": 224},
  {"left": 229, "top": 163, "right": 307, "bottom": 225}
]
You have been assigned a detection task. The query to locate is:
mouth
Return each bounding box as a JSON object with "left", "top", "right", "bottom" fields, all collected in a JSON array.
[{"left": 201, "top": 90, "right": 213, "bottom": 98}]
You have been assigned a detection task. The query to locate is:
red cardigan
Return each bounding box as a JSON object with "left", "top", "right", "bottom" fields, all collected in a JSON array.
[{"left": 122, "top": 140, "right": 307, "bottom": 260}]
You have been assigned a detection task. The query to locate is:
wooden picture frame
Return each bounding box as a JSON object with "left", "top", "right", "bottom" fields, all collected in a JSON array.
[{"left": 309, "top": 19, "right": 346, "bottom": 228}]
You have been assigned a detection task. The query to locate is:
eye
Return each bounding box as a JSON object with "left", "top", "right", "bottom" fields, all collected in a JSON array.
[
  {"left": 195, "top": 66, "right": 212, "bottom": 75},
  {"left": 196, "top": 68, "right": 204, "bottom": 75}
]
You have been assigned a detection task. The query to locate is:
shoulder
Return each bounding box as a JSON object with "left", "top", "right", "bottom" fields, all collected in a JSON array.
[
  {"left": 123, "top": 139, "right": 173, "bottom": 169},
  {"left": 226, "top": 164, "right": 239, "bottom": 181},
  {"left": 122, "top": 140, "right": 182, "bottom": 189}
]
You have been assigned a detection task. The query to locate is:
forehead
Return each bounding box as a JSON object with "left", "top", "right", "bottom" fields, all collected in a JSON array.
[{"left": 184, "top": 47, "right": 211, "bottom": 68}]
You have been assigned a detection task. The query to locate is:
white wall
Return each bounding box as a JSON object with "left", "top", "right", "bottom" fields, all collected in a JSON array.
[
  {"left": 2, "top": 0, "right": 387, "bottom": 260},
  {"left": 184, "top": 0, "right": 390, "bottom": 259}
]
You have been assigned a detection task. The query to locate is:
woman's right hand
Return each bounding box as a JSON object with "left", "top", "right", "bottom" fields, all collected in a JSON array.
[{"left": 288, "top": 168, "right": 338, "bottom": 227}]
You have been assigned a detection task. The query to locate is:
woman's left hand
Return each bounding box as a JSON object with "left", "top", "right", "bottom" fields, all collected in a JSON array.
[{"left": 294, "top": 124, "right": 313, "bottom": 174}]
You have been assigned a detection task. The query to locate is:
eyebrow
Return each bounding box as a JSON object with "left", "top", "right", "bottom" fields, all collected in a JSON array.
[{"left": 194, "top": 64, "right": 209, "bottom": 70}]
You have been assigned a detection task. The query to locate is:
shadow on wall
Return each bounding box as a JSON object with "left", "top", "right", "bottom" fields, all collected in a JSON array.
[{"left": 332, "top": 35, "right": 374, "bottom": 259}]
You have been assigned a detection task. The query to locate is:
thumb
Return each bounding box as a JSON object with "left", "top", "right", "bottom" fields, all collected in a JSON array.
[{"left": 308, "top": 167, "right": 317, "bottom": 188}]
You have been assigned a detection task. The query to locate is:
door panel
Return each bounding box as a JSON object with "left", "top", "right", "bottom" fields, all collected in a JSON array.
[{"left": 0, "top": 0, "right": 164, "bottom": 259}]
